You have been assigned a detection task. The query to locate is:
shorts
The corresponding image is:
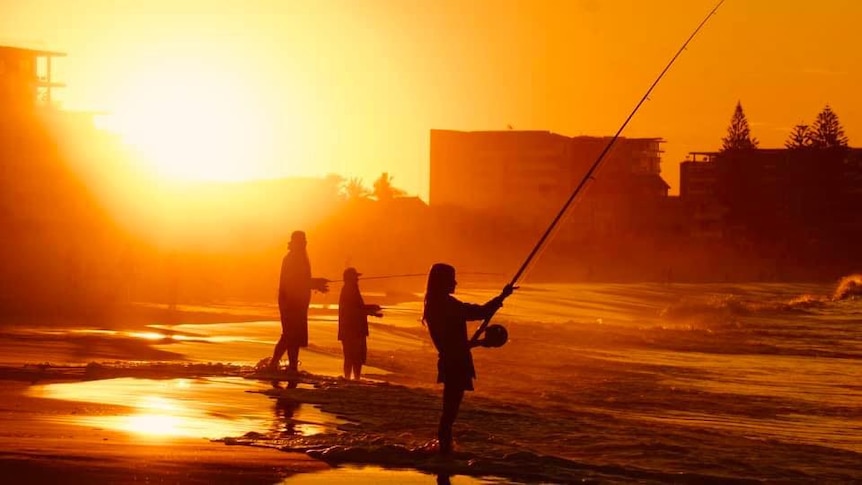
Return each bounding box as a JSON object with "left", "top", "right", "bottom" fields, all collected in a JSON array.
[
  {"left": 341, "top": 338, "right": 367, "bottom": 364},
  {"left": 437, "top": 353, "right": 475, "bottom": 391}
]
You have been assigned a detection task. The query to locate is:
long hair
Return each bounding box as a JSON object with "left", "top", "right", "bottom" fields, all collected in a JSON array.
[{"left": 422, "top": 263, "right": 455, "bottom": 326}]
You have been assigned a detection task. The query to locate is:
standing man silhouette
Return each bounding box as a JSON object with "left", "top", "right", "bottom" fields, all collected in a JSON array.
[{"left": 268, "top": 231, "right": 329, "bottom": 373}]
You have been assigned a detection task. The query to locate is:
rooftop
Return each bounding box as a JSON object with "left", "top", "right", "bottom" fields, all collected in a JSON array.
[
  {"left": 431, "top": 128, "right": 663, "bottom": 143},
  {"left": 0, "top": 45, "right": 66, "bottom": 58}
]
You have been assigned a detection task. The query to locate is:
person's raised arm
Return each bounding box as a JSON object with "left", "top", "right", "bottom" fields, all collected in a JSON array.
[{"left": 460, "top": 284, "right": 516, "bottom": 321}]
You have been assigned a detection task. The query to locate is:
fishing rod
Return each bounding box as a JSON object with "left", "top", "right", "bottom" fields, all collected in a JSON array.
[{"left": 470, "top": 0, "right": 725, "bottom": 344}]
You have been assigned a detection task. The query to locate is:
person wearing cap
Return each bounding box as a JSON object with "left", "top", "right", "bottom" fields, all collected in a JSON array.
[
  {"left": 268, "top": 230, "right": 329, "bottom": 373},
  {"left": 338, "top": 267, "right": 382, "bottom": 380}
]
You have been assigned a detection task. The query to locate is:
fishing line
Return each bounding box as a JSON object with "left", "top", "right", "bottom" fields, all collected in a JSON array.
[
  {"left": 470, "top": 0, "right": 725, "bottom": 344},
  {"left": 326, "top": 271, "right": 503, "bottom": 284}
]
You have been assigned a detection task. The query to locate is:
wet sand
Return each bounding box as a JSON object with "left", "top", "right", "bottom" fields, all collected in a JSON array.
[
  {"left": 0, "top": 300, "right": 469, "bottom": 485},
  {"left": 0, "top": 304, "right": 335, "bottom": 485},
  {"left": 0, "top": 380, "right": 328, "bottom": 484}
]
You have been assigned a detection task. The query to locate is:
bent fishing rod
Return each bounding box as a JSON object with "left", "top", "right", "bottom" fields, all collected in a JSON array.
[{"left": 470, "top": 0, "right": 725, "bottom": 344}]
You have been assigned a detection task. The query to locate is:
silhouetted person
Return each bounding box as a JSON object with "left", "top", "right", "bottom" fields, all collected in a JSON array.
[
  {"left": 422, "top": 263, "right": 513, "bottom": 455},
  {"left": 268, "top": 231, "right": 329, "bottom": 373},
  {"left": 338, "top": 267, "right": 382, "bottom": 380}
]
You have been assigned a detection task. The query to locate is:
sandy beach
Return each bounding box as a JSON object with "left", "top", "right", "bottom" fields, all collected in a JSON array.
[
  {"left": 0, "top": 303, "right": 339, "bottom": 485},
  {"left": 0, "top": 379, "right": 327, "bottom": 484},
  {"left": 1, "top": 281, "right": 860, "bottom": 484},
  {"left": 0, "top": 300, "right": 499, "bottom": 485}
]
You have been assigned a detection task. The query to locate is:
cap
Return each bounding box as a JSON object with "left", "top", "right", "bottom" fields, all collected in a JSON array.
[{"left": 343, "top": 267, "right": 362, "bottom": 279}]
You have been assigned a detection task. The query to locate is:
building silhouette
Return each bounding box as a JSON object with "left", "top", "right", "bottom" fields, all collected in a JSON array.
[
  {"left": 680, "top": 147, "right": 862, "bottom": 278},
  {"left": 0, "top": 45, "right": 66, "bottom": 109},
  {"left": 429, "top": 129, "right": 669, "bottom": 239},
  {"left": 428, "top": 129, "right": 862, "bottom": 281},
  {"left": 0, "top": 45, "right": 129, "bottom": 317}
]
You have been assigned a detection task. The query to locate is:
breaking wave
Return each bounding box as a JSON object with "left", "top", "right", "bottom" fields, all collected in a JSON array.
[
  {"left": 832, "top": 273, "right": 862, "bottom": 301},
  {"left": 661, "top": 273, "right": 861, "bottom": 329}
]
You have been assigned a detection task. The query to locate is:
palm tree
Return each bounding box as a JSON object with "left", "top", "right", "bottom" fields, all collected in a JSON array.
[
  {"left": 322, "top": 173, "right": 346, "bottom": 201},
  {"left": 344, "top": 177, "right": 371, "bottom": 200},
  {"left": 372, "top": 172, "right": 407, "bottom": 201}
]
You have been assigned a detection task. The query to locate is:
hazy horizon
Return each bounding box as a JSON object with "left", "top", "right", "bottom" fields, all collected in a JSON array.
[{"left": 2, "top": 0, "right": 860, "bottom": 198}]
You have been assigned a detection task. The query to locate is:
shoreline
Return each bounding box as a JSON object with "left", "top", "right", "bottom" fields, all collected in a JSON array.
[
  {"left": 1, "top": 283, "right": 859, "bottom": 484},
  {"left": 0, "top": 302, "right": 368, "bottom": 485},
  {"left": 0, "top": 380, "right": 329, "bottom": 484}
]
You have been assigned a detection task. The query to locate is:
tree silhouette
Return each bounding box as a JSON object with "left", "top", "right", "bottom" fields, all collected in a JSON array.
[
  {"left": 344, "top": 177, "right": 371, "bottom": 200},
  {"left": 809, "top": 105, "right": 849, "bottom": 149},
  {"left": 323, "top": 173, "right": 346, "bottom": 201},
  {"left": 785, "top": 124, "right": 812, "bottom": 149},
  {"left": 720, "top": 101, "right": 759, "bottom": 152},
  {"left": 372, "top": 172, "right": 407, "bottom": 201}
]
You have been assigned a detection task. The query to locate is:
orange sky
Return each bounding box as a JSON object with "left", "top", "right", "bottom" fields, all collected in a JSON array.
[{"left": 2, "top": 0, "right": 860, "bottom": 197}]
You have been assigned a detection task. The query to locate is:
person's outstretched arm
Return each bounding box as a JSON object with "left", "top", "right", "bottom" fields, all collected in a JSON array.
[
  {"left": 363, "top": 303, "right": 382, "bottom": 317},
  {"left": 310, "top": 277, "right": 330, "bottom": 293},
  {"left": 459, "top": 284, "right": 515, "bottom": 321}
]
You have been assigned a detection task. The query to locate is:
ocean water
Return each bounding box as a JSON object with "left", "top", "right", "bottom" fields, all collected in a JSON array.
[
  {"left": 7, "top": 276, "right": 861, "bottom": 483},
  {"left": 333, "top": 276, "right": 862, "bottom": 483}
]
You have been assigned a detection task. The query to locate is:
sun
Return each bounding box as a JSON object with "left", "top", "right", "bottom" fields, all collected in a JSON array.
[{"left": 100, "top": 58, "right": 279, "bottom": 182}]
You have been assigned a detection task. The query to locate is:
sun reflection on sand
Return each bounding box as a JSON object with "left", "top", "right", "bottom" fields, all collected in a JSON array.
[
  {"left": 128, "top": 331, "right": 169, "bottom": 340},
  {"left": 280, "top": 465, "right": 493, "bottom": 484},
  {"left": 67, "top": 328, "right": 218, "bottom": 344},
  {"left": 27, "top": 377, "right": 344, "bottom": 440},
  {"left": 123, "top": 413, "right": 183, "bottom": 436}
]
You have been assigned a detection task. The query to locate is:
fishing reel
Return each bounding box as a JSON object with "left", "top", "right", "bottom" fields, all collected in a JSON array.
[{"left": 478, "top": 324, "right": 508, "bottom": 348}]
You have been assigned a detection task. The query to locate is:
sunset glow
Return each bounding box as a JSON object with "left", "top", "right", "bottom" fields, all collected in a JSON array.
[
  {"left": 99, "top": 59, "right": 280, "bottom": 182},
  {"left": 4, "top": 1, "right": 862, "bottom": 483},
  {"left": 3, "top": 0, "right": 861, "bottom": 196}
]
